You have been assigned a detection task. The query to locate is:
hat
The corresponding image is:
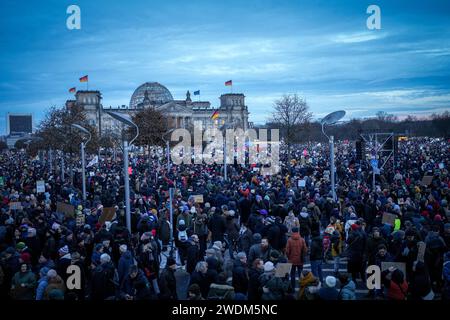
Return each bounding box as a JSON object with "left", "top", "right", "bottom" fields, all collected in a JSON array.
[
  {"left": 190, "top": 207, "right": 196, "bottom": 214},
  {"left": 51, "top": 222, "right": 60, "bottom": 231},
  {"left": 266, "top": 216, "right": 275, "bottom": 224},
  {"left": 212, "top": 241, "right": 222, "bottom": 251},
  {"left": 58, "top": 245, "right": 69, "bottom": 256},
  {"left": 119, "top": 244, "right": 127, "bottom": 253},
  {"left": 47, "top": 269, "right": 57, "bottom": 278},
  {"left": 71, "top": 252, "right": 81, "bottom": 261},
  {"left": 259, "top": 209, "right": 268, "bottom": 215},
  {"left": 264, "top": 261, "right": 275, "bottom": 272},
  {"left": 100, "top": 253, "right": 111, "bottom": 264},
  {"left": 167, "top": 257, "right": 177, "bottom": 267},
  {"left": 325, "top": 276, "right": 337, "bottom": 288},
  {"left": 237, "top": 252, "right": 246, "bottom": 260},
  {"left": 228, "top": 210, "right": 235, "bottom": 216},
  {"left": 270, "top": 250, "right": 280, "bottom": 260},
  {"left": 351, "top": 224, "right": 359, "bottom": 231},
  {"left": 20, "top": 252, "right": 31, "bottom": 264},
  {"left": 434, "top": 214, "right": 442, "bottom": 222},
  {"left": 40, "top": 267, "right": 50, "bottom": 277},
  {"left": 16, "top": 242, "right": 26, "bottom": 251}
]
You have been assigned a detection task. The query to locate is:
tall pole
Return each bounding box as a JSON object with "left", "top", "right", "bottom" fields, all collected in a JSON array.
[
  {"left": 169, "top": 187, "right": 174, "bottom": 255},
  {"left": 61, "top": 152, "right": 65, "bottom": 182},
  {"left": 166, "top": 140, "right": 170, "bottom": 172},
  {"left": 81, "top": 142, "right": 87, "bottom": 202},
  {"left": 330, "top": 135, "right": 336, "bottom": 201},
  {"left": 123, "top": 140, "right": 131, "bottom": 233},
  {"left": 49, "top": 148, "right": 53, "bottom": 173},
  {"left": 224, "top": 135, "right": 228, "bottom": 181}
]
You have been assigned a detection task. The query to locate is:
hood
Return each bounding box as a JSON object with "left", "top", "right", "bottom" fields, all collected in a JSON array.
[{"left": 343, "top": 280, "right": 356, "bottom": 291}]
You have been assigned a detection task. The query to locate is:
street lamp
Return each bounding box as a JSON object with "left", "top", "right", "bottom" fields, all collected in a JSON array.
[
  {"left": 106, "top": 111, "right": 139, "bottom": 233},
  {"left": 321, "top": 110, "right": 346, "bottom": 201},
  {"left": 162, "top": 128, "right": 175, "bottom": 172},
  {"left": 220, "top": 123, "right": 233, "bottom": 181},
  {"left": 71, "top": 124, "right": 91, "bottom": 203}
]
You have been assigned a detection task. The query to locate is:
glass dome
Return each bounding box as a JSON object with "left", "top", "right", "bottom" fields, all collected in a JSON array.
[{"left": 129, "top": 82, "right": 174, "bottom": 109}]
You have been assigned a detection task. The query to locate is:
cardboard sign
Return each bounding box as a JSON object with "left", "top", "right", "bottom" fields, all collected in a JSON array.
[
  {"left": 381, "top": 262, "right": 406, "bottom": 278},
  {"left": 421, "top": 175, "right": 433, "bottom": 186},
  {"left": 192, "top": 194, "right": 204, "bottom": 203},
  {"left": 56, "top": 202, "right": 75, "bottom": 216},
  {"left": 9, "top": 202, "right": 23, "bottom": 211},
  {"left": 36, "top": 180, "right": 45, "bottom": 193},
  {"left": 382, "top": 212, "right": 397, "bottom": 226},
  {"left": 252, "top": 167, "right": 260, "bottom": 172},
  {"left": 275, "top": 263, "right": 292, "bottom": 277},
  {"left": 298, "top": 180, "right": 306, "bottom": 188},
  {"left": 98, "top": 207, "right": 116, "bottom": 226}
]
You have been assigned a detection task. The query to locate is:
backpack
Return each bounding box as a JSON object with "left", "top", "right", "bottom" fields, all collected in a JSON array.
[{"left": 178, "top": 228, "right": 188, "bottom": 242}]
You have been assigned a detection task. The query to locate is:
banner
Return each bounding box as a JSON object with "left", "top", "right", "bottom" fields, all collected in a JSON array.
[
  {"left": 98, "top": 207, "right": 116, "bottom": 226},
  {"left": 275, "top": 263, "right": 292, "bottom": 277},
  {"left": 9, "top": 202, "right": 23, "bottom": 211},
  {"left": 421, "top": 175, "right": 433, "bottom": 186},
  {"left": 87, "top": 155, "right": 99, "bottom": 167},
  {"left": 382, "top": 212, "right": 397, "bottom": 226},
  {"left": 56, "top": 202, "right": 75, "bottom": 216},
  {"left": 298, "top": 180, "right": 306, "bottom": 188},
  {"left": 192, "top": 195, "right": 204, "bottom": 203},
  {"left": 381, "top": 262, "right": 406, "bottom": 277},
  {"left": 36, "top": 180, "right": 45, "bottom": 193}
]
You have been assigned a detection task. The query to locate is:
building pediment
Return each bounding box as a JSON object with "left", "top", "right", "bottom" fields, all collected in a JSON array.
[{"left": 157, "top": 101, "right": 192, "bottom": 115}]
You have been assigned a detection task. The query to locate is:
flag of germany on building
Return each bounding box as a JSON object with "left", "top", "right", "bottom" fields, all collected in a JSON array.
[
  {"left": 211, "top": 110, "right": 219, "bottom": 120},
  {"left": 225, "top": 80, "right": 232, "bottom": 86},
  {"left": 79, "top": 75, "right": 88, "bottom": 82},
  {"left": 69, "top": 87, "right": 76, "bottom": 93}
]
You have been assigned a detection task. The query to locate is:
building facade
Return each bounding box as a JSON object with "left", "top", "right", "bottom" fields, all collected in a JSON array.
[{"left": 66, "top": 82, "right": 251, "bottom": 136}]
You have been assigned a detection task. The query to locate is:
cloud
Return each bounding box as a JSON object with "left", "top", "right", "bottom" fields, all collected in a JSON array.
[{"left": 332, "top": 32, "right": 388, "bottom": 44}]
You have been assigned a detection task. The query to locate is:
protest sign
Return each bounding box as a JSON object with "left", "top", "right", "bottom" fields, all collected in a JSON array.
[
  {"left": 275, "top": 263, "right": 292, "bottom": 277},
  {"left": 192, "top": 194, "right": 204, "bottom": 203},
  {"left": 98, "top": 207, "right": 116, "bottom": 226},
  {"left": 298, "top": 180, "right": 306, "bottom": 188},
  {"left": 9, "top": 202, "right": 23, "bottom": 211},
  {"left": 382, "top": 212, "right": 397, "bottom": 226},
  {"left": 36, "top": 180, "right": 45, "bottom": 193},
  {"left": 421, "top": 175, "right": 433, "bottom": 186},
  {"left": 417, "top": 241, "right": 426, "bottom": 263},
  {"left": 56, "top": 202, "right": 75, "bottom": 216}
]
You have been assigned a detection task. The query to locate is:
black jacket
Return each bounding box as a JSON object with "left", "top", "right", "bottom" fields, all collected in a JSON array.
[
  {"left": 186, "top": 242, "right": 200, "bottom": 274},
  {"left": 232, "top": 260, "right": 249, "bottom": 294},
  {"left": 208, "top": 214, "right": 227, "bottom": 242},
  {"left": 159, "top": 267, "right": 177, "bottom": 300},
  {"left": 310, "top": 235, "right": 323, "bottom": 261},
  {"left": 248, "top": 267, "right": 263, "bottom": 301}
]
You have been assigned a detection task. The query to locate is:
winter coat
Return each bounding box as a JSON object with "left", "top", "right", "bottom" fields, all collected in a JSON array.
[
  {"left": 118, "top": 251, "right": 134, "bottom": 283},
  {"left": 338, "top": 281, "right": 356, "bottom": 300},
  {"left": 208, "top": 213, "right": 227, "bottom": 242},
  {"left": 44, "top": 275, "right": 66, "bottom": 300},
  {"left": 286, "top": 232, "right": 307, "bottom": 266},
  {"left": 318, "top": 287, "right": 339, "bottom": 300},
  {"left": 11, "top": 270, "right": 36, "bottom": 300},
  {"left": 261, "top": 276, "right": 290, "bottom": 300},
  {"left": 310, "top": 235, "right": 323, "bottom": 261},
  {"left": 120, "top": 270, "right": 152, "bottom": 300},
  {"left": 159, "top": 267, "right": 177, "bottom": 300},
  {"left": 186, "top": 242, "right": 200, "bottom": 274},
  {"left": 238, "top": 228, "right": 253, "bottom": 256},
  {"left": 232, "top": 260, "right": 249, "bottom": 294},
  {"left": 90, "top": 262, "right": 118, "bottom": 300},
  {"left": 248, "top": 267, "right": 263, "bottom": 301},
  {"left": 189, "top": 271, "right": 210, "bottom": 298},
  {"left": 365, "top": 235, "right": 387, "bottom": 264},
  {"left": 248, "top": 243, "right": 263, "bottom": 264}
]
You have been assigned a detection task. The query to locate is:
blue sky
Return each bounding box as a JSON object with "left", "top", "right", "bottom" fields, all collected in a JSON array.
[{"left": 1, "top": 0, "right": 449, "bottom": 133}]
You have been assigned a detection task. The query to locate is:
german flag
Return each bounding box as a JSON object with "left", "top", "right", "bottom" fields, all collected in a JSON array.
[
  {"left": 79, "top": 75, "right": 88, "bottom": 82},
  {"left": 225, "top": 80, "right": 232, "bottom": 86},
  {"left": 211, "top": 110, "right": 219, "bottom": 120},
  {"left": 69, "top": 87, "right": 76, "bottom": 93}
]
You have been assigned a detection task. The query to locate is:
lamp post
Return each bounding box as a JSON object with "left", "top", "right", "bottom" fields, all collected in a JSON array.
[
  {"left": 162, "top": 129, "right": 175, "bottom": 173},
  {"left": 71, "top": 124, "right": 91, "bottom": 202},
  {"left": 321, "top": 110, "right": 346, "bottom": 202},
  {"left": 106, "top": 111, "right": 139, "bottom": 233},
  {"left": 220, "top": 123, "right": 233, "bottom": 181},
  {"left": 162, "top": 128, "right": 175, "bottom": 254}
]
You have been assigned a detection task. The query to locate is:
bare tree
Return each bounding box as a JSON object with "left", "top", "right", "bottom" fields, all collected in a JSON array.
[
  {"left": 130, "top": 107, "right": 168, "bottom": 150},
  {"left": 271, "top": 94, "right": 312, "bottom": 160}
]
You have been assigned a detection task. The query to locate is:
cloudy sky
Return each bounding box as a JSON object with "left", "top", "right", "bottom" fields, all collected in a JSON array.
[{"left": 1, "top": 0, "right": 449, "bottom": 133}]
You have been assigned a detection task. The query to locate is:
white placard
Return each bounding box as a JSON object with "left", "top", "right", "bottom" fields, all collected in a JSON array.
[
  {"left": 298, "top": 179, "right": 306, "bottom": 188},
  {"left": 36, "top": 180, "right": 45, "bottom": 193}
]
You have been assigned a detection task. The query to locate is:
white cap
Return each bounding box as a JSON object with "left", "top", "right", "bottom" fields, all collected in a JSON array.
[
  {"left": 100, "top": 253, "right": 111, "bottom": 264},
  {"left": 264, "top": 261, "right": 275, "bottom": 272},
  {"left": 325, "top": 276, "right": 336, "bottom": 288}
]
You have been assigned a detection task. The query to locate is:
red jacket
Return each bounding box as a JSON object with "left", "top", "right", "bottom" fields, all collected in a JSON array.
[
  {"left": 286, "top": 232, "right": 307, "bottom": 266},
  {"left": 387, "top": 280, "right": 408, "bottom": 300}
]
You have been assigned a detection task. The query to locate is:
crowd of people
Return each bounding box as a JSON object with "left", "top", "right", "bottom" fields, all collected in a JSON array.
[{"left": 0, "top": 137, "right": 449, "bottom": 301}]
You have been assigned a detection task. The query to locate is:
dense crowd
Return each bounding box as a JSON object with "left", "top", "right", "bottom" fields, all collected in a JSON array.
[{"left": 0, "top": 137, "right": 449, "bottom": 301}]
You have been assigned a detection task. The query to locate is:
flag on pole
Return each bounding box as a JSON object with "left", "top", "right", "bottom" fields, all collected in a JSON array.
[
  {"left": 79, "top": 75, "right": 88, "bottom": 82},
  {"left": 193, "top": 90, "right": 200, "bottom": 95},
  {"left": 211, "top": 110, "right": 219, "bottom": 120},
  {"left": 87, "top": 155, "right": 98, "bottom": 167},
  {"left": 69, "top": 87, "right": 76, "bottom": 93},
  {"left": 225, "top": 80, "right": 232, "bottom": 86}
]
